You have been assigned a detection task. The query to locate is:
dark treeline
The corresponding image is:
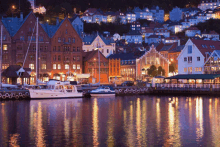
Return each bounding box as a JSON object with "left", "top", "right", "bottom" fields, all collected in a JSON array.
[{"left": 1, "top": 0, "right": 201, "bottom": 18}]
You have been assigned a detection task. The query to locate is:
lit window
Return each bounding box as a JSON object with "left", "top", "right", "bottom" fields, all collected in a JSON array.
[
  {"left": 53, "top": 64, "right": 56, "bottom": 69},
  {"left": 29, "top": 64, "right": 34, "bottom": 70},
  {"left": 41, "top": 64, "right": 46, "bottom": 69},
  {"left": 73, "top": 64, "right": 76, "bottom": 69},
  {"left": 58, "top": 64, "right": 61, "bottom": 69},
  {"left": 77, "top": 64, "right": 80, "bottom": 69},
  {"left": 65, "top": 64, "right": 69, "bottom": 69},
  {"left": 3, "top": 45, "right": 7, "bottom": 50}
]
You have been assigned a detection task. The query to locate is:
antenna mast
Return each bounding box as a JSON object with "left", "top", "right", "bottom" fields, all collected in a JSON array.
[{"left": 36, "top": 17, "right": 38, "bottom": 85}]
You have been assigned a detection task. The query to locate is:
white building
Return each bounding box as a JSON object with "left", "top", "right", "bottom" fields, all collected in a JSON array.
[
  {"left": 202, "top": 30, "right": 219, "bottom": 40},
  {"left": 169, "top": 7, "right": 183, "bottom": 22},
  {"left": 125, "top": 30, "right": 142, "bottom": 44},
  {"left": 198, "top": 0, "right": 220, "bottom": 11},
  {"left": 155, "top": 29, "right": 170, "bottom": 38},
  {"left": 185, "top": 26, "right": 201, "bottom": 37},
  {"left": 142, "top": 8, "right": 154, "bottom": 21},
  {"left": 177, "top": 38, "right": 220, "bottom": 74},
  {"left": 126, "top": 12, "right": 136, "bottom": 23},
  {"left": 151, "top": 6, "right": 164, "bottom": 22},
  {"left": 83, "top": 34, "right": 115, "bottom": 57},
  {"left": 146, "top": 35, "right": 165, "bottom": 44}
]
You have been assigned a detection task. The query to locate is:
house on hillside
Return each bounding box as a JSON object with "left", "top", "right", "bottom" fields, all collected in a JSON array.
[
  {"left": 177, "top": 38, "right": 220, "bottom": 74},
  {"left": 83, "top": 33, "right": 115, "bottom": 57},
  {"left": 202, "top": 30, "right": 219, "bottom": 40},
  {"left": 124, "top": 30, "right": 142, "bottom": 44},
  {"left": 185, "top": 26, "right": 201, "bottom": 37}
]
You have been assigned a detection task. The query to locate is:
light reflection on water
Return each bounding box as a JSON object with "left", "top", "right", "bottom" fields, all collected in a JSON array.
[{"left": 1, "top": 96, "right": 220, "bottom": 146}]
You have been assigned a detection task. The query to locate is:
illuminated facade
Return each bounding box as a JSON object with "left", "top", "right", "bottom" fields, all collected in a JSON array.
[
  {"left": 136, "top": 44, "right": 169, "bottom": 79},
  {"left": 204, "top": 50, "right": 220, "bottom": 74},
  {"left": 108, "top": 58, "right": 121, "bottom": 83}
]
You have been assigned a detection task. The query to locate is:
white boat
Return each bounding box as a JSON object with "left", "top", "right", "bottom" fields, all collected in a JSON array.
[
  {"left": 29, "top": 80, "right": 83, "bottom": 99},
  {"left": 89, "top": 86, "right": 115, "bottom": 97}
]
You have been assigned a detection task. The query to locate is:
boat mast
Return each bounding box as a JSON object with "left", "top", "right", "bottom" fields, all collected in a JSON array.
[
  {"left": 97, "top": 32, "right": 100, "bottom": 85},
  {"left": 0, "top": 25, "right": 2, "bottom": 89},
  {"left": 36, "top": 17, "right": 38, "bottom": 86}
]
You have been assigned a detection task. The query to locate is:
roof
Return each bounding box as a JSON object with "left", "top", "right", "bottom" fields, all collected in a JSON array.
[
  {"left": 126, "top": 30, "right": 142, "bottom": 35},
  {"left": 2, "top": 65, "right": 31, "bottom": 78},
  {"left": 181, "top": 7, "right": 201, "bottom": 12},
  {"left": 69, "top": 14, "right": 80, "bottom": 22},
  {"left": 142, "top": 28, "right": 154, "bottom": 33},
  {"left": 186, "top": 26, "right": 199, "bottom": 31},
  {"left": 165, "top": 74, "right": 220, "bottom": 79},
  {"left": 148, "top": 35, "right": 165, "bottom": 39},
  {"left": 133, "top": 7, "right": 143, "bottom": 12},
  {"left": 83, "top": 50, "right": 106, "bottom": 61},
  {"left": 165, "top": 36, "right": 180, "bottom": 40},
  {"left": 191, "top": 38, "right": 220, "bottom": 57},
  {"left": 41, "top": 18, "right": 66, "bottom": 38},
  {"left": 169, "top": 45, "right": 184, "bottom": 53},
  {"left": 108, "top": 51, "right": 145, "bottom": 60},
  {"left": 83, "top": 33, "right": 114, "bottom": 45},
  {"left": 1, "top": 12, "right": 33, "bottom": 37}
]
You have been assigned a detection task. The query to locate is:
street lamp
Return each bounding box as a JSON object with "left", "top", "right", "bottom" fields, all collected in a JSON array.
[{"left": 12, "top": 5, "right": 16, "bottom": 17}]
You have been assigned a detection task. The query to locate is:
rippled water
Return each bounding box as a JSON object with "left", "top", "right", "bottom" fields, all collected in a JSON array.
[{"left": 0, "top": 96, "right": 220, "bottom": 146}]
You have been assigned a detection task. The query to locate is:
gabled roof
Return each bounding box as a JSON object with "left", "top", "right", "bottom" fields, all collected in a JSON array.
[
  {"left": 1, "top": 12, "right": 33, "bottom": 37},
  {"left": 83, "top": 50, "right": 106, "bottom": 61},
  {"left": 83, "top": 33, "right": 114, "bottom": 45},
  {"left": 191, "top": 38, "right": 220, "bottom": 57},
  {"left": 69, "top": 14, "right": 81, "bottom": 22},
  {"left": 41, "top": 18, "right": 66, "bottom": 38},
  {"left": 165, "top": 36, "right": 180, "bottom": 40},
  {"left": 108, "top": 51, "right": 145, "bottom": 60},
  {"left": 2, "top": 65, "right": 31, "bottom": 78}
]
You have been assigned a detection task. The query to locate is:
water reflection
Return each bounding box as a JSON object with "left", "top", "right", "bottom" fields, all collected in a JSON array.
[
  {"left": 92, "top": 99, "right": 99, "bottom": 146},
  {"left": 1, "top": 96, "right": 220, "bottom": 146}
]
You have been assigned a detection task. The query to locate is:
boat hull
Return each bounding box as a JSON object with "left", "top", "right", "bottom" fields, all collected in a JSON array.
[
  {"left": 29, "top": 89, "right": 83, "bottom": 99},
  {"left": 90, "top": 93, "right": 115, "bottom": 97}
]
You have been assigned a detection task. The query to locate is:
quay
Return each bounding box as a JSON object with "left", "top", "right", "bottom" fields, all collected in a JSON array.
[{"left": 0, "top": 89, "right": 30, "bottom": 100}]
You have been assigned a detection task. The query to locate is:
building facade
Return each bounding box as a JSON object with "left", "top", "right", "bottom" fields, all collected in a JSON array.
[{"left": 83, "top": 34, "right": 115, "bottom": 57}]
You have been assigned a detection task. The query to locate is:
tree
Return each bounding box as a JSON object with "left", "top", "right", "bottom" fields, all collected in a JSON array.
[{"left": 147, "top": 65, "right": 157, "bottom": 77}]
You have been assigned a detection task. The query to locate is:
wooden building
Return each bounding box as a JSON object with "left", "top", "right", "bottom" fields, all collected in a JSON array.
[{"left": 83, "top": 50, "right": 109, "bottom": 84}]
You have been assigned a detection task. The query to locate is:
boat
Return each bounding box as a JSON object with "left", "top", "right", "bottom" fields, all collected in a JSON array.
[
  {"left": 89, "top": 86, "right": 115, "bottom": 97},
  {"left": 29, "top": 80, "right": 83, "bottom": 99}
]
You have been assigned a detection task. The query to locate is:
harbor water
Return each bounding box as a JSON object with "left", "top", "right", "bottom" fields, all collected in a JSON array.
[{"left": 0, "top": 95, "right": 220, "bottom": 146}]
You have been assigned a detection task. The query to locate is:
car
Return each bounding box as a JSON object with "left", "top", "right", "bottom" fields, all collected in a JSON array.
[{"left": 121, "top": 81, "right": 134, "bottom": 87}]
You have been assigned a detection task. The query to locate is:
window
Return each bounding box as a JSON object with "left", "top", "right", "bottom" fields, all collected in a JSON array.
[
  {"left": 68, "top": 38, "right": 71, "bottom": 43},
  {"left": 44, "top": 46, "right": 48, "bottom": 51},
  {"left": 188, "top": 45, "right": 192, "bottom": 54},
  {"left": 29, "top": 64, "right": 34, "bottom": 70},
  {"left": 63, "top": 38, "right": 65, "bottom": 42},
  {"left": 77, "top": 56, "right": 80, "bottom": 61},
  {"left": 77, "top": 47, "right": 80, "bottom": 52},
  {"left": 40, "top": 46, "right": 43, "bottom": 51},
  {"left": 107, "top": 49, "right": 109, "bottom": 53},
  {"left": 77, "top": 64, "right": 80, "bottom": 69},
  {"left": 73, "top": 47, "right": 76, "bottom": 52},
  {"left": 20, "top": 36, "right": 24, "bottom": 41},
  {"left": 188, "top": 56, "right": 192, "bottom": 63},
  {"left": 30, "top": 55, "right": 34, "bottom": 61},
  {"left": 73, "top": 64, "right": 76, "bottom": 69},
  {"left": 53, "top": 46, "right": 56, "bottom": 51},
  {"left": 58, "top": 46, "right": 60, "bottom": 51},
  {"left": 58, "top": 55, "right": 61, "bottom": 61},
  {"left": 41, "top": 64, "right": 46, "bottom": 69},
  {"left": 17, "top": 46, "right": 22, "bottom": 50},
  {"left": 65, "top": 57, "right": 69, "bottom": 61},
  {"left": 33, "top": 45, "right": 36, "bottom": 51},
  {"left": 3, "top": 45, "right": 7, "bottom": 50},
  {"left": 183, "top": 57, "right": 187, "bottom": 62},
  {"left": 39, "top": 36, "right": 43, "bottom": 41},
  {"left": 53, "top": 64, "right": 56, "bottom": 69},
  {"left": 65, "top": 64, "right": 69, "bottom": 69},
  {"left": 188, "top": 67, "right": 192, "bottom": 73},
  {"left": 58, "top": 64, "right": 61, "bottom": 69},
  {"left": 73, "top": 38, "right": 75, "bottom": 43},
  {"left": 53, "top": 55, "right": 56, "bottom": 61},
  {"left": 58, "top": 38, "right": 61, "bottom": 42},
  {"left": 197, "top": 57, "right": 200, "bottom": 61},
  {"left": 66, "top": 29, "right": 68, "bottom": 34},
  {"left": 73, "top": 57, "right": 76, "bottom": 61}
]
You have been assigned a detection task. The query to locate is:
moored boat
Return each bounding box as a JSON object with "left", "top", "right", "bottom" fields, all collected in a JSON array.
[
  {"left": 29, "top": 80, "right": 83, "bottom": 99},
  {"left": 89, "top": 86, "right": 115, "bottom": 97}
]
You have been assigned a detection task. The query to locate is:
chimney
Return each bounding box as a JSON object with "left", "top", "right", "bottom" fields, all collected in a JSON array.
[
  {"left": 20, "top": 12, "right": 23, "bottom": 21},
  {"left": 56, "top": 17, "right": 59, "bottom": 25}
]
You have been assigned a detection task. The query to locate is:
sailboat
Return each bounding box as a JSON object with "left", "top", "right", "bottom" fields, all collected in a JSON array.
[{"left": 29, "top": 18, "right": 83, "bottom": 99}]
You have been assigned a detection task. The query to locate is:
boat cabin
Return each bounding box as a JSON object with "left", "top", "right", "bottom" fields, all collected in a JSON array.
[{"left": 47, "top": 80, "right": 77, "bottom": 92}]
